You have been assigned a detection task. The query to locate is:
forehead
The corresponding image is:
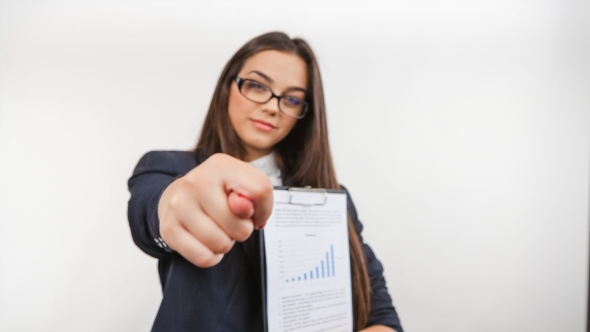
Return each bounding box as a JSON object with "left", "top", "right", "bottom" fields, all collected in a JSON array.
[{"left": 239, "top": 50, "right": 308, "bottom": 89}]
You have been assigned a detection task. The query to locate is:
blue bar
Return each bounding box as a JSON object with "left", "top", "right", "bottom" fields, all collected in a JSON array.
[
  {"left": 310, "top": 270, "right": 313, "bottom": 279},
  {"left": 326, "top": 252, "right": 330, "bottom": 277},
  {"left": 298, "top": 276, "right": 300, "bottom": 281},
  {"left": 321, "top": 261, "right": 325, "bottom": 278},
  {"left": 304, "top": 274, "right": 307, "bottom": 280},
  {"left": 291, "top": 278, "right": 294, "bottom": 282},
  {"left": 331, "top": 245, "right": 335, "bottom": 277},
  {"left": 316, "top": 266, "right": 319, "bottom": 278}
]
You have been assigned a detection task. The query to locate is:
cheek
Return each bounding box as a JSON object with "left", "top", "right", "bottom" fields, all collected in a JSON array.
[
  {"left": 228, "top": 87, "right": 252, "bottom": 125},
  {"left": 278, "top": 118, "right": 298, "bottom": 139}
]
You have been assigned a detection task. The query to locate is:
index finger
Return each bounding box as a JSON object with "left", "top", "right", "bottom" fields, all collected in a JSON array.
[{"left": 222, "top": 164, "right": 274, "bottom": 229}]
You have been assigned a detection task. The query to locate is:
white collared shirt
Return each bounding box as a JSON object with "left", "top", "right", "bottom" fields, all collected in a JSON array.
[{"left": 248, "top": 152, "right": 283, "bottom": 186}]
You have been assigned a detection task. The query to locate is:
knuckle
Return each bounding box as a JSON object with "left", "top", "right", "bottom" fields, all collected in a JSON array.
[
  {"left": 167, "top": 190, "right": 185, "bottom": 210},
  {"left": 252, "top": 176, "right": 273, "bottom": 197},
  {"left": 194, "top": 252, "right": 221, "bottom": 268},
  {"left": 214, "top": 239, "right": 235, "bottom": 254},
  {"left": 166, "top": 197, "right": 179, "bottom": 211},
  {"left": 168, "top": 184, "right": 199, "bottom": 211},
  {"left": 191, "top": 250, "right": 210, "bottom": 267},
  {"left": 207, "top": 153, "right": 241, "bottom": 170},
  {"left": 208, "top": 153, "right": 227, "bottom": 166},
  {"left": 177, "top": 176, "right": 197, "bottom": 191},
  {"left": 232, "top": 222, "right": 253, "bottom": 242},
  {"left": 260, "top": 180, "right": 273, "bottom": 195}
]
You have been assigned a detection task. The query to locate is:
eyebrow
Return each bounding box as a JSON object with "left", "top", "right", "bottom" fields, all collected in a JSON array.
[{"left": 247, "top": 70, "right": 307, "bottom": 93}]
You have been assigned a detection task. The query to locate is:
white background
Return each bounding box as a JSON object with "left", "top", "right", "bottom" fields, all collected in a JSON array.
[{"left": 0, "top": 1, "right": 588, "bottom": 331}]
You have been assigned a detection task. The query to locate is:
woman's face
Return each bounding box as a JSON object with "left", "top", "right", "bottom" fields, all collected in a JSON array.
[{"left": 228, "top": 50, "right": 308, "bottom": 161}]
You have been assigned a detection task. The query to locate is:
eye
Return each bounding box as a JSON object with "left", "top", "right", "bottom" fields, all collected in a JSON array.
[
  {"left": 283, "top": 96, "right": 302, "bottom": 107},
  {"left": 245, "top": 80, "right": 267, "bottom": 91}
]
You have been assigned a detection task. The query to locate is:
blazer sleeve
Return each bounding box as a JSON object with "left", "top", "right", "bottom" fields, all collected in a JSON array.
[
  {"left": 344, "top": 186, "right": 404, "bottom": 332},
  {"left": 127, "top": 151, "right": 196, "bottom": 259}
]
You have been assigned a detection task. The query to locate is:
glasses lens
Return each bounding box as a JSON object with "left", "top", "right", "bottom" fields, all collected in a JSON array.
[
  {"left": 279, "top": 95, "right": 307, "bottom": 119},
  {"left": 240, "top": 79, "right": 271, "bottom": 103}
]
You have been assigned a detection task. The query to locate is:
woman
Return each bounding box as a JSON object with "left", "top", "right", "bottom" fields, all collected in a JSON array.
[{"left": 128, "top": 31, "right": 403, "bottom": 332}]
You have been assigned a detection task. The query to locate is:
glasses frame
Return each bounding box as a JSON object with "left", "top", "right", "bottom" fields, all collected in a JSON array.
[{"left": 234, "top": 77, "right": 308, "bottom": 119}]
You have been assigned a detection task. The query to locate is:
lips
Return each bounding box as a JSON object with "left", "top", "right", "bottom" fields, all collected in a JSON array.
[{"left": 250, "top": 119, "right": 276, "bottom": 132}]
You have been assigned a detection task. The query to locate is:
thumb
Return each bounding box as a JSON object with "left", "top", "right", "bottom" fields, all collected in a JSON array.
[{"left": 228, "top": 191, "right": 255, "bottom": 220}]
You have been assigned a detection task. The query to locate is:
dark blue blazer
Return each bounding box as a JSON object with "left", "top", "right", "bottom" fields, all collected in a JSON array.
[{"left": 128, "top": 150, "right": 403, "bottom": 332}]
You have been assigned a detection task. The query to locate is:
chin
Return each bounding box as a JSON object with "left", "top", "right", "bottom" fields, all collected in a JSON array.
[
  {"left": 243, "top": 136, "right": 275, "bottom": 150},
  {"left": 252, "top": 144, "right": 275, "bottom": 152}
]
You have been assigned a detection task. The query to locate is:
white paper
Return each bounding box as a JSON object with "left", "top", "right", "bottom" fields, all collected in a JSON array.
[{"left": 264, "top": 189, "right": 353, "bottom": 332}]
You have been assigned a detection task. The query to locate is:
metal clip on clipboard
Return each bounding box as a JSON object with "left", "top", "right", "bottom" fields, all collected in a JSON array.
[{"left": 279, "top": 186, "right": 328, "bottom": 206}]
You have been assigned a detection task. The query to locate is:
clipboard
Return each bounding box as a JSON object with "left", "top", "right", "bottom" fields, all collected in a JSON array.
[{"left": 260, "top": 187, "right": 353, "bottom": 332}]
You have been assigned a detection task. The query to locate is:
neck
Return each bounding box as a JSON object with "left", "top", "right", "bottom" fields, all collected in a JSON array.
[{"left": 243, "top": 147, "right": 273, "bottom": 162}]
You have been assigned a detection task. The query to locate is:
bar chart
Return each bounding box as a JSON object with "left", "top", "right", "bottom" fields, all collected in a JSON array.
[
  {"left": 277, "top": 236, "right": 343, "bottom": 288},
  {"left": 279, "top": 245, "right": 336, "bottom": 283}
]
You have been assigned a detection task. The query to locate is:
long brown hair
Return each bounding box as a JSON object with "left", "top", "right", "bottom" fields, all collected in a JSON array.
[{"left": 195, "top": 32, "right": 371, "bottom": 330}]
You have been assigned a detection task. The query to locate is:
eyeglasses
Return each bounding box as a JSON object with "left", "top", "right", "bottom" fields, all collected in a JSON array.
[{"left": 234, "top": 77, "right": 309, "bottom": 119}]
